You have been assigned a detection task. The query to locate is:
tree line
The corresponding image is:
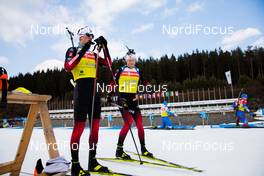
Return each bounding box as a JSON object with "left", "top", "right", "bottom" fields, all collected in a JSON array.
[{"left": 7, "top": 46, "right": 264, "bottom": 102}]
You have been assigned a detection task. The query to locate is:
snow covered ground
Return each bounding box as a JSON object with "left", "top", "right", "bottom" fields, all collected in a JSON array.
[{"left": 1, "top": 126, "right": 264, "bottom": 176}]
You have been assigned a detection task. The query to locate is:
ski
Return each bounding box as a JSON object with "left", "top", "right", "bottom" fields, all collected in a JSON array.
[
  {"left": 65, "top": 170, "right": 134, "bottom": 176},
  {"left": 90, "top": 170, "right": 134, "bottom": 176},
  {"left": 97, "top": 157, "right": 202, "bottom": 172},
  {"left": 67, "top": 169, "right": 134, "bottom": 176},
  {"left": 21, "top": 170, "right": 133, "bottom": 176},
  {"left": 144, "top": 125, "right": 195, "bottom": 130},
  {"left": 126, "top": 151, "right": 202, "bottom": 172},
  {"left": 97, "top": 157, "right": 180, "bottom": 169}
]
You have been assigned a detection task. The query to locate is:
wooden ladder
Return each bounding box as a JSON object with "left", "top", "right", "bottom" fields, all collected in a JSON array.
[{"left": 0, "top": 92, "right": 59, "bottom": 175}]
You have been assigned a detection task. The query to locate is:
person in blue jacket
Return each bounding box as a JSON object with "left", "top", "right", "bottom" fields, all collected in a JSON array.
[
  {"left": 160, "top": 101, "right": 174, "bottom": 128},
  {"left": 233, "top": 93, "right": 253, "bottom": 127}
]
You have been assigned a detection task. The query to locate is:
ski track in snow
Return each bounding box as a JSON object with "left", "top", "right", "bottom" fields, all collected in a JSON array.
[{"left": 0, "top": 126, "right": 264, "bottom": 176}]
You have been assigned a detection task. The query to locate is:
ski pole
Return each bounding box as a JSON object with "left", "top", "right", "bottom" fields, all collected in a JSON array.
[
  {"left": 102, "top": 45, "right": 143, "bottom": 165},
  {"left": 66, "top": 27, "right": 75, "bottom": 47},
  {"left": 88, "top": 43, "right": 101, "bottom": 169},
  {"left": 127, "top": 116, "right": 143, "bottom": 165},
  {"left": 106, "top": 97, "right": 143, "bottom": 165}
]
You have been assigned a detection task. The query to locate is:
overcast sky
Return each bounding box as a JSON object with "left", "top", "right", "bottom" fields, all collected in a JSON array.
[{"left": 0, "top": 0, "right": 264, "bottom": 76}]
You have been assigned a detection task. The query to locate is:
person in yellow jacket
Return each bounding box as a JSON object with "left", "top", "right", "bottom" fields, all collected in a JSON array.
[
  {"left": 114, "top": 49, "right": 153, "bottom": 160},
  {"left": 160, "top": 101, "right": 173, "bottom": 129},
  {"left": 64, "top": 26, "right": 110, "bottom": 176}
]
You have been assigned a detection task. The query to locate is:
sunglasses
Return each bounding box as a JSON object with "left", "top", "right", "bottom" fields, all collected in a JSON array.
[{"left": 86, "top": 33, "right": 94, "bottom": 39}]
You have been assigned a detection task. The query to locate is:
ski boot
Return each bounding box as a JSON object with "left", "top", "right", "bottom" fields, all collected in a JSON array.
[
  {"left": 89, "top": 148, "right": 109, "bottom": 173},
  {"left": 116, "top": 145, "right": 131, "bottom": 160},
  {"left": 236, "top": 118, "right": 240, "bottom": 126},
  {"left": 71, "top": 161, "right": 90, "bottom": 176},
  {"left": 34, "top": 159, "right": 44, "bottom": 175},
  {"left": 141, "top": 145, "right": 153, "bottom": 158}
]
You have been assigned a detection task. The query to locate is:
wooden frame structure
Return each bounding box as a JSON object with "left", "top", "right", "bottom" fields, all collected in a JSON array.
[{"left": 0, "top": 92, "right": 59, "bottom": 175}]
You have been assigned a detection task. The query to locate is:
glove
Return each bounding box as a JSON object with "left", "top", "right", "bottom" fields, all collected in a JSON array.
[
  {"left": 168, "top": 111, "right": 174, "bottom": 116},
  {"left": 120, "top": 98, "right": 128, "bottom": 108},
  {"left": 106, "top": 95, "right": 112, "bottom": 105},
  {"left": 94, "top": 36, "right": 107, "bottom": 46},
  {"left": 133, "top": 95, "right": 138, "bottom": 101},
  {"left": 249, "top": 112, "right": 254, "bottom": 118}
]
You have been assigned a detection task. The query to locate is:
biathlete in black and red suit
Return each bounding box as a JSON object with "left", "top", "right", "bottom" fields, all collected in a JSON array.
[
  {"left": 114, "top": 50, "right": 153, "bottom": 160},
  {"left": 64, "top": 26, "right": 111, "bottom": 176}
]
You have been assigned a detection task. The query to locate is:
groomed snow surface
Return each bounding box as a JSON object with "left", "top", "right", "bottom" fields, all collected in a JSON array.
[{"left": 1, "top": 126, "right": 264, "bottom": 176}]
